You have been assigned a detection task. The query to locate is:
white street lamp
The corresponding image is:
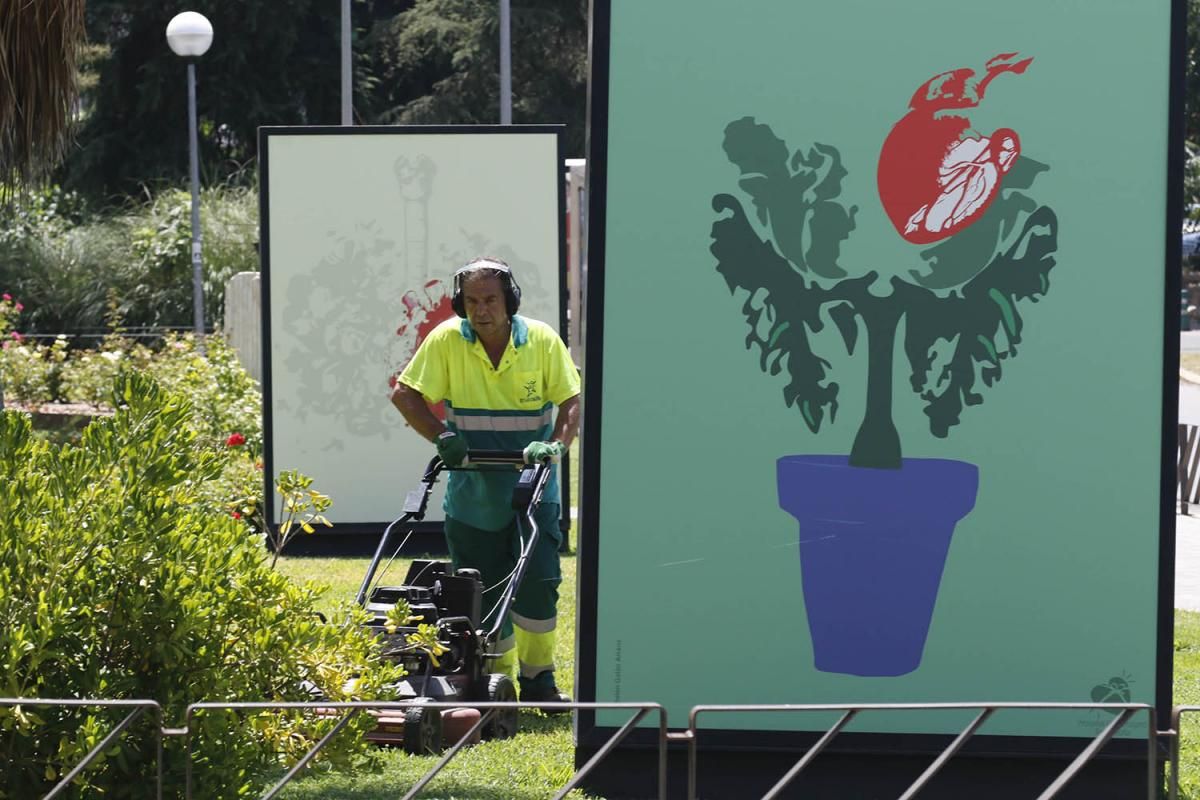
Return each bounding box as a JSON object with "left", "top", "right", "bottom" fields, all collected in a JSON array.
[{"left": 166, "top": 11, "right": 213, "bottom": 351}]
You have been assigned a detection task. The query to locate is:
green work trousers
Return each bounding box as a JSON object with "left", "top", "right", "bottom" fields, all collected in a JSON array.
[{"left": 443, "top": 502, "right": 562, "bottom": 690}]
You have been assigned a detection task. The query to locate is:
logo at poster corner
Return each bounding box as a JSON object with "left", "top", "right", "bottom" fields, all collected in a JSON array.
[
  {"left": 710, "top": 54, "right": 1060, "bottom": 677},
  {"left": 1090, "top": 673, "right": 1134, "bottom": 715}
]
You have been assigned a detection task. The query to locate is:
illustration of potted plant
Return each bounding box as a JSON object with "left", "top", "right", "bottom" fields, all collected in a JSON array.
[{"left": 711, "top": 54, "right": 1059, "bottom": 676}]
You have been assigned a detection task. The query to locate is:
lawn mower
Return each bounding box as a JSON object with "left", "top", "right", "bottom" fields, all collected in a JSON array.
[{"left": 355, "top": 449, "right": 552, "bottom": 754}]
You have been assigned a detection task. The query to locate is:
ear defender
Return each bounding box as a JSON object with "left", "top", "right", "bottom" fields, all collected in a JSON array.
[{"left": 451, "top": 261, "right": 522, "bottom": 318}]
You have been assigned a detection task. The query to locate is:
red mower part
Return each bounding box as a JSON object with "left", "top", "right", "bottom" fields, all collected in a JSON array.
[{"left": 441, "top": 707, "right": 483, "bottom": 746}]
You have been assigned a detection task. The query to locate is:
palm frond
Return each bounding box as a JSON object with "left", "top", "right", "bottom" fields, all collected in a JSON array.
[{"left": 0, "top": 0, "right": 86, "bottom": 192}]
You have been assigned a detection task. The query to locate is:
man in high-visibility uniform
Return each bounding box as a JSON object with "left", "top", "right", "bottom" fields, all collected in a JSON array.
[{"left": 390, "top": 257, "right": 580, "bottom": 706}]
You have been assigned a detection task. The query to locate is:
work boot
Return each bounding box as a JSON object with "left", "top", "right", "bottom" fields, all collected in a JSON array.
[{"left": 520, "top": 673, "right": 571, "bottom": 714}]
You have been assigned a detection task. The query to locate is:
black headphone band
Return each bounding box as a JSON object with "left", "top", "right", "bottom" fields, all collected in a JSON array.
[
  {"left": 454, "top": 258, "right": 510, "bottom": 277},
  {"left": 451, "top": 260, "right": 521, "bottom": 318}
]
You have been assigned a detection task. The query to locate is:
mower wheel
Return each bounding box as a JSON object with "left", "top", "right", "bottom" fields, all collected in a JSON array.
[
  {"left": 402, "top": 702, "right": 443, "bottom": 755},
  {"left": 482, "top": 673, "right": 518, "bottom": 740}
]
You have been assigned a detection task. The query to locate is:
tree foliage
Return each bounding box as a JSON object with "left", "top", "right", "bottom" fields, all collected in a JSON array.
[
  {"left": 1189, "top": 0, "right": 1200, "bottom": 149},
  {"left": 63, "top": 0, "right": 344, "bottom": 197},
  {"left": 60, "top": 0, "right": 587, "bottom": 199},
  {"left": 1185, "top": 0, "right": 1200, "bottom": 216},
  {"left": 359, "top": 0, "right": 588, "bottom": 155}
]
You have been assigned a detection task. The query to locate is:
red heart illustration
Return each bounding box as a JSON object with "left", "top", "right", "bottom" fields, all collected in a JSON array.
[
  {"left": 390, "top": 279, "right": 455, "bottom": 420},
  {"left": 877, "top": 53, "right": 1032, "bottom": 245}
]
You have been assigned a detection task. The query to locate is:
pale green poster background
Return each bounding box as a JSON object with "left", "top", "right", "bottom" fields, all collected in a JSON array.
[
  {"left": 590, "top": 1, "right": 1170, "bottom": 738},
  {"left": 264, "top": 130, "right": 562, "bottom": 524}
]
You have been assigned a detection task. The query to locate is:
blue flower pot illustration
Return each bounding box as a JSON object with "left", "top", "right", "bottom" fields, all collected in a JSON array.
[{"left": 778, "top": 455, "right": 979, "bottom": 677}]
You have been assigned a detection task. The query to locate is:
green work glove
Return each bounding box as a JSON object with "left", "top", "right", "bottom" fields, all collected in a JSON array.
[
  {"left": 436, "top": 430, "right": 469, "bottom": 467},
  {"left": 523, "top": 440, "right": 566, "bottom": 464}
]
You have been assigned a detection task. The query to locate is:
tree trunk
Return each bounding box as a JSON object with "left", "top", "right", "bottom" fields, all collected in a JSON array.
[{"left": 849, "top": 300, "right": 902, "bottom": 469}]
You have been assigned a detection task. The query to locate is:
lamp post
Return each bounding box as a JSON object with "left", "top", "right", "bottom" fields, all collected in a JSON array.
[
  {"left": 499, "top": 0, "right": 511, "bottom": 124},
  {"left": 165, "top": 11, "right": 213, "bottom": 351},
  {"left": 341, "top": 0, "right": 352, "bottom": 125}
]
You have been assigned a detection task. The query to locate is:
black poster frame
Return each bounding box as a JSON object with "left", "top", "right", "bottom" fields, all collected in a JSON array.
[
  {"left": 258, "top": 125, "right": 570, "bottom": 544},
  {"left": 576, "top": 0, "right": 1184, "bottom": 780}
]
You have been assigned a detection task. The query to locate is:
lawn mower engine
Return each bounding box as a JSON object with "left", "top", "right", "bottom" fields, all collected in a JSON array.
[
  {"left": 355, "top": 451, "right": 550, "bottom": 753},
  {"left": 362, "top": 559, "right": 517, "bottom": 753}
]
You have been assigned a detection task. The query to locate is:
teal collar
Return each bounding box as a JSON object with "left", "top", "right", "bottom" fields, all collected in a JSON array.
[{"left": 459, "top": 315, "right": 528, "bottom": 347}]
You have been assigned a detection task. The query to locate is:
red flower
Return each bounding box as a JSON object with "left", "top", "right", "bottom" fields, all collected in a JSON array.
[
  {"left": 231, "top": 511, "right": 242, "bottom": 520},
  {"left": 10, "top": 332, "right": 21, "bottom": 341},
  {"left": 1, "top": 293, "right": 10, "bottom": 301},
  {"left": 14, "top": 303, "right": 22, "bottom": 312},
  {"left": 226, "top": 433, "right": 246, "bottom": 447}
]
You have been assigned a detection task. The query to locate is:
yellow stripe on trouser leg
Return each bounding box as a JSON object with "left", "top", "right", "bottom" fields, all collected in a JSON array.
[
  {"left": 491, "top": 634, "right": 517, "bottom": 679},
  {"left": 514, "top": 621, "right": 556, "bottom": 681},
  {"left": 510, "top": 502, "right": 563, "bottom": 694}
]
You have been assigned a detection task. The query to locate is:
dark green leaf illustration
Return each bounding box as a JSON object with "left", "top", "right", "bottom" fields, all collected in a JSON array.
[
  {"left": 828, "top": 302, "right": 859, "bottom": 356},
  {"left": 898, "top": 205, "right": 1058, "bottom": 437},
  {"left": 712, "top": 117, "right": 1058, "bottom": 468},
  {"left": 713, "top": 192, "right": 874, "bottom": 432},
  {"left": 721, "top": 117, "right": 856, "bottom": 279}
]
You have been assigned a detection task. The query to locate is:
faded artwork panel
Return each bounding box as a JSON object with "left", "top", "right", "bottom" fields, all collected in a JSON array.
[
  {"left": 591, "top": 0, "right": 1170, "bottom": 738},
  {"left": 265, "top": 132, "right": 561, "bottom": 524}
]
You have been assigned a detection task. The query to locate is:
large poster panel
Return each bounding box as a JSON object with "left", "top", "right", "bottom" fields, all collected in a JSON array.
[
  {"left": 580, "top": 0, "right": 1180, "bottom": 750},
  {"left": 261, "top": 127, "right": 564, "bottom": 528}
]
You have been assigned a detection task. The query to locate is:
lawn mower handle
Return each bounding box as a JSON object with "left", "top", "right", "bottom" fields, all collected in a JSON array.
[
  {"left": 484, "top": 457, "right": 553, "bottom": 641},
  {"left": 415, "top": 448, "right": 555, "bottom": 643},
  {"left": 429, "top": 449, "right": 550, "bottom": 472},
  {"left": 357, "top": 451, "right": 553, "bottom": 607}
]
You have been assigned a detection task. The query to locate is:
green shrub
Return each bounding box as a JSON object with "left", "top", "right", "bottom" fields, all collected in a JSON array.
[
  {"left": 0, "top": 337, "right": 67, "bottom": 407},
  {"left": 57, "top": 342, "right": 140, "bottom": 406},
  {"left": 0, "top": 191, "right": 144, "bottom": 333},
  {"left": 199, "top": 184, "right": 260, "bottom": 324},
  {"left": 0, "top": 294, "right": 69, "bottom": 407},
  {"left": 147, "top": 334, "right": 263, "bottom": 454},
  {"left": 0, "top": 373, "right": 402, "bottom": 799},
  {"left": 0, "top": 184, "right": 259, "bottom": 333},
  {"left": 0, "top": 185, "right": 89, "bottom": 249},
  {"left": 58, "top": 333, "right": 262, "bottom": 450}
]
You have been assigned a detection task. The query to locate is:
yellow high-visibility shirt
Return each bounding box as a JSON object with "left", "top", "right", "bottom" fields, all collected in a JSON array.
[{"left": 399, "top": 315, "right": 580, "bottom": 530}]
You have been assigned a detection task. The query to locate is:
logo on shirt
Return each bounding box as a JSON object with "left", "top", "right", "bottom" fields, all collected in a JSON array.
[{"left": 522, "top": 379, "right": 541, "bottom": 403}]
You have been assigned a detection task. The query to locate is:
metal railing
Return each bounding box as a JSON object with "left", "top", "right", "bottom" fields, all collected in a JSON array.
[
  {"left": 14, "top": 326, "right": 211, "bottom": 344},
  {"left": 683, "top": 702, "right": 1158, "bottom": 800},
  {"left": 0, "top": 698, "right": 164, "bottom": 800},
  {"left": 4, "top": 696, "right": 1187, "bottom": 799},
  {"left": 1181, "top": 423, "right": 1200, "bottom": 513},
  {"left": 179, "top": 699, "right": 665, "bottom": 800},
  {"left": 1168, "top": 704, "right": 1200, "bottom": 799}
]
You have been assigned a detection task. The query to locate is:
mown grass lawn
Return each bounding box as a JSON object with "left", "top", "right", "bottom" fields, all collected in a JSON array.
[
  {"left": 277, "top": 552, "right": 1200, "bottom": 800},
  {"left": 1175, "top": 611, "right": 1200, "bottom": 799},
  {"left": 275, "top": 554, "right": 590, "bottom": 800}
]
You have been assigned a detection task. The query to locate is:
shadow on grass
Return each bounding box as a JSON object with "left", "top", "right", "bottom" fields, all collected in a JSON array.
[
  {"left": 515, "top": 708, "right": 572, "bottom": 733},
  {"left": 280, "top": 779, "right": 572, "bottom": 800},
  {"left": 276, "top": 710, "right": 583, "bottom": 800}
]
